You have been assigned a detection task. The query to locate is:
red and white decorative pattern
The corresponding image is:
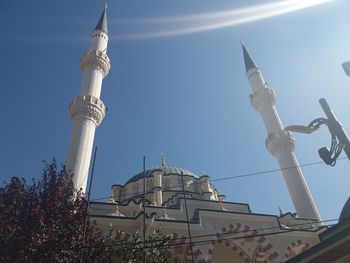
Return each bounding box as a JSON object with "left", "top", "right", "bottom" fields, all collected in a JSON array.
[
  {"left": 284, "top": 240, "right": 310, "bottom": 260},
  {"left": 169, "top": 232, "right": 206, "bottom": 263},
  {"left": 205, "top": 222, "right": 283, "bottom": 263}
]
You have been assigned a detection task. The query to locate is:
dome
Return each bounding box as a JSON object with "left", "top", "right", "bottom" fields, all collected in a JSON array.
[
  {"left": 158, "top": 207, "right": 175, "bottom": 220},
  {"left": 108, "top": 211, "right": 125, "bottom": 217},
  {"left": 125, "top": 165, "right": 198, "bottom": 184},
  {"left": 339, "top": 197, "right": 350, "bottom": 222}
]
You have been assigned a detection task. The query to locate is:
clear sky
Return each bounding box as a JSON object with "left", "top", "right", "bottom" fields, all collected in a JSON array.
[{"left": 1, "top": 0, "right": 350, "bottom": 223}]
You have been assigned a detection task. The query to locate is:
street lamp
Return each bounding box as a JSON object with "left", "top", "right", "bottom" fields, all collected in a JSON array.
[{"left": 285, "top": 98, "right": 350, "bottom": 166}]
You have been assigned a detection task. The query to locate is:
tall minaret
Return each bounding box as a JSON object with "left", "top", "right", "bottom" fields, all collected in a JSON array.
[
  {"left": 242, "top": 43, "right": 321, "bottom": 221},
  {"left": 65, "top": 6, "right": 110, "bottom": 193}
]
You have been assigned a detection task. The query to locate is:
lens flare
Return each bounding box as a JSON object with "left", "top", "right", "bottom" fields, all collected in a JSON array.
[{"left": 112, "top": 0, "right": 333, "bottom": 41}]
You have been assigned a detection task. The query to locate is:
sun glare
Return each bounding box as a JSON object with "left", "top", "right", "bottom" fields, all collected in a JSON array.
[{"left": 112, "top": 0, "right": 333, "bottom": 40}]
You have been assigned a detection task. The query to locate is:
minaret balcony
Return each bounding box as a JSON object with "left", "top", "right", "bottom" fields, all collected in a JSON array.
[
  {"left": 80, "top": 50, "right": 111, "bottom": 77},
  {"left": 265, "top": 130, "right": 296, "bottom": 157},
  {"left": 69, "top": 95, "right": 106, "bottom": 125},
  {"left": 250, "top": 87, "right": 276, "bottom": 112}
]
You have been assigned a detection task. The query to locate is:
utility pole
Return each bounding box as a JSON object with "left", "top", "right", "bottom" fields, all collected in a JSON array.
[
  {"left": 143, "top": 156, "right": 146, "bottom": 263},
  {"left": 80, "top": 146, "right": 98, "bottom": 263},
  {"left": 181, "top": 172, "right": 195, "bottom": 263}
]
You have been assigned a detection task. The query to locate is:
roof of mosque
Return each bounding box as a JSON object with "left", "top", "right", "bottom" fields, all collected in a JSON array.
[{"left": 125, "top": 165, "right": 198, "bottom": 185}]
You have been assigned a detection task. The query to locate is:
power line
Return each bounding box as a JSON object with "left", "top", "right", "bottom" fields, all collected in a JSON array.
[
  {"left": 71, "top": 154, "right": 346, "bottom": 260},
  {"left": 210, "top": 158, "right": 346, "bottom": 183},
  {"left": 89, "top": 157, "right": 347, "bottom": 202},
  {"left": 165, "top": 223, "right": 337, "bottom": 249},
  {"left": 105, "top": 217, "right": 338, "bottom": 245},
  {"left": 60, "top": 219, "right": 338, "bottom": 262},
  {"left": 55, "top": 220, "right": 338, "bottom": 263},
  {"left": 85, "top": 220, "right": 337, "bottom": 251},
  {"left": 164, "top": 218, "right": 338, "bottom": 243}
]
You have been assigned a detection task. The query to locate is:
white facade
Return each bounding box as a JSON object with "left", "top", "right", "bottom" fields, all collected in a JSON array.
[
  {"left": 65, "top": 7, "right": 110, "bottom": 193},
  {"left": 91, "top": 164, "right": 322, "bottom": 263}
]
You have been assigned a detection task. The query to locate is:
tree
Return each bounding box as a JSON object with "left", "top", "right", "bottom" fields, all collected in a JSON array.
[
  {"left": 0, "top": 161, "right": 106, "bottom": 262},
  {"left": 0, "top": 161, "right": 171, "bottom": 262},
  {"left": 103, "top": 228, "right": 171, "bottom": 263}
]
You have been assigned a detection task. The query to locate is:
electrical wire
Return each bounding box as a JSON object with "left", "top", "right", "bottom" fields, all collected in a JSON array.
[
  {"left": 105, "top": 218, "right": 338, "bottom": 244},
  {"left": 161, "top": 218, "right": 338, "bottom": 243},
  {"left": 166, "top": 224, "right": 336, "bottom": 249},
  {"left": 74, "top": 156, "right": 346, "bottom": 260},
  {"left": 88, "top": 157, "right": 347, "bottom": 202},
  {"left": 84, "top": 220, "right": 337, "bottom": 250}
]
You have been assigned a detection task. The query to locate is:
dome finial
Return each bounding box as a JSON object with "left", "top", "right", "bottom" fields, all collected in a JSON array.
[
  {"left": 161, "top": 153, "right": 166, "bottom": 166},
  {"left": 108, "top": 199, "right": 125, "bottom": 217},
  {"left": 279, "top": 207, "right": 283, "bottom": 216},
  {"left": 162, "top": 206, "right": 167, "bottom": 217}
]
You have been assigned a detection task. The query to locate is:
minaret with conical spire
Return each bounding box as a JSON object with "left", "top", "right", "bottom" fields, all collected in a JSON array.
[
  {"left": 241, "top": 43, "right": 321, "bottom": 221},
  {"left": 65, "top": 6, "right": 110, "bottom": 193}
]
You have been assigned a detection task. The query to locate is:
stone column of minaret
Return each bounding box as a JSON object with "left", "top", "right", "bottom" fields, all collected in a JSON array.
[
  {"left": 200, "top": 175, "right": 212, "bottom": 200},
  {"left": 153, "top": 154, "right": 166, "bottom": 205},
  {"left": 153, "top": 170, "right": 163, "bottom": 206},
  {"left": 65, "top": 6, "right": 110, "bottom": 193},
  {"left": 241, "top": 43, "right": 321, "bottom": 221}
]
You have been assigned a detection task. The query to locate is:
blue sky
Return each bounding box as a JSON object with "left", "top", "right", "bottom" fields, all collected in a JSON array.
[{"left": 1, "top": 0, "right": 350, "bottom": 223}]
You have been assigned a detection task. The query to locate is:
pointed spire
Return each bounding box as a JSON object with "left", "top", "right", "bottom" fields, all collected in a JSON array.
[
  {"left": 241, "top": 41, "right": 258, "bottom": 72},
  {"left": 95, "top": 4, "right": 108, "bottom": 34}
]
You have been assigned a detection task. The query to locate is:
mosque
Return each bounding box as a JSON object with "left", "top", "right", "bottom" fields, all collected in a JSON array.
[{"left": 64, "top": 6, "right": 350, "bottom": 263}]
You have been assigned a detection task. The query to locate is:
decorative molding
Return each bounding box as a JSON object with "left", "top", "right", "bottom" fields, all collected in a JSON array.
[
  {"left": 284, "top": 240, "right": 310, "bottom": 260},
  {"left": 170, "top": 232, "right": 205, "bottom": 263},
  {"left": 213, "top": 222, "right": 283, "bottom": 263},
  {"left": 69, "top": 95, "right": 106, "bottom": 125},
  {"left": 80, "top": 49, "right": 111, "bottom": 77},
  {"left": 265, "top": 130, "right": 296, "bottom": 157},
  {"left": 250, "top": 87, "right": 276, "bottom": 112}
]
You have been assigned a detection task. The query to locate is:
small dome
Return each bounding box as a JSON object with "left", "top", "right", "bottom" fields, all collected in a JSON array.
[
  {"left": 158, "top": 214, "right": 175, "bottom": 220},
  {"left": 158, "top": 207, "right": 175, "bottom": 220},
  {"left": 125, "top": 165, "right": 198, "bottom": 184},
  {"left": 108, "top": 211, "right": 125, "bottom": 217},
  {"left": 339, "top": 197, "right": 350, "bottom": 222},
  {"left": 108, "top": 204, "right": 125, "bottom": 217}
]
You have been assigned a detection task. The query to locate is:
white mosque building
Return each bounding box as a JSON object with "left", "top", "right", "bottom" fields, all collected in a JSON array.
[{"left": 65, "top": 6, "right": 328, "bottom": 263}]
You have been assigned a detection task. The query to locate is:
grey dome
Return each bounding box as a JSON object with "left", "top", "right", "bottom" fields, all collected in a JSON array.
[
  {"left": 125, "top": 165, "right": 197, "bottom": 184},
  {"left": 339, "top": 197, "right": 350, "bottom": 222}
]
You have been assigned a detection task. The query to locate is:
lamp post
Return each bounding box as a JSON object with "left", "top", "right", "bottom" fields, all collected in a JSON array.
[{"left": 285, "top": 98, "right": 350, "bottom": 166}]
